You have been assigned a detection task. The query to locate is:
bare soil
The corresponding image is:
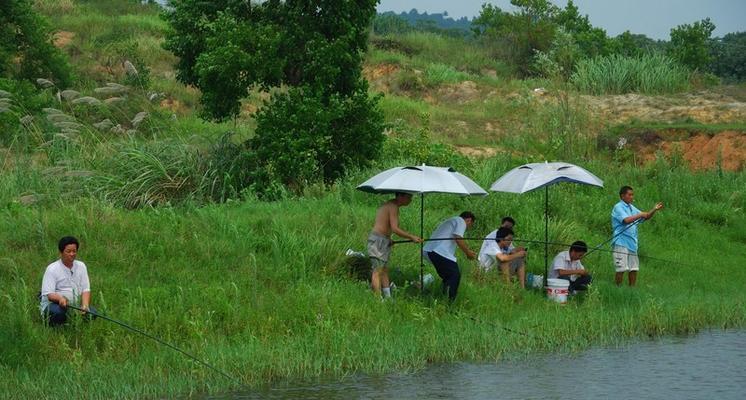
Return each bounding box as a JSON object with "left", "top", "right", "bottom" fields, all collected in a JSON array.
[{"left": 633, "top": 131, "right": 746, "bottom": 171}]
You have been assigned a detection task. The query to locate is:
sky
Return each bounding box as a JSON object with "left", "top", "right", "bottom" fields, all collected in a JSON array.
[{"left": 377, "top": 0, "right": 746, "bottom": 40}]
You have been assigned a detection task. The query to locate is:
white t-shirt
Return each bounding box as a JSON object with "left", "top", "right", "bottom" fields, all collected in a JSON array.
[
  {"left": 39, "top": 259, "right": 91, "bottom": 314},
  {"left": 423, "top": 216, "right": 467, "bottom": 262},
  {"left": 550, "top": 250, "right": 584, "bottom": 280},
  {"left": 478, "top": 229, "right": 515, "bottom": 270}
]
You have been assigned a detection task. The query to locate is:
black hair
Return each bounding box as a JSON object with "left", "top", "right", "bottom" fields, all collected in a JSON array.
[
  {"left": 501, "top": 216, "right": 515, "bottom": 226},
  {"left": 495, "top": 227, "right": 514, "bottom": 242},
  {"left": 570, "top": 240, "right": 588, "bottom": 253},
  {"left": 460, "top": 211, "right": 476, "bottom": 221},
  {"left": 619, "top": 186, "right": 633, "bottom": 196},
  {"left": 58, "top": 236, "right": 79, "bottom": 252}
]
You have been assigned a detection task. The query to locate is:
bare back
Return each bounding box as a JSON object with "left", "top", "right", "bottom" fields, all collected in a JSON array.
[{"left": 372, "top": 200, "right": 399, "bottom": 237}]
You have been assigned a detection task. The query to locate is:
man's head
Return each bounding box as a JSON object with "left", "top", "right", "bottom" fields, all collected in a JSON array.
[
  {"left": 500, "top": 216, "right": 515, "bottom": 229},
  {"left": 394, "top": 192, "right": 413, "bottom": 205},
  {"left": 460, "top": 211, "right": 476, "bottom": 228},
  {"left": 495, "top": 227, "right": 514, "bottom": 248},
  {"left": 619, "top": 186, "right": 634, "bottom": 204},
  {"left": 58, "top": 236, "right": 79, "bottom": 267},
  {"left": 569, "top": 240, "right": 588, "bottom": 261}
]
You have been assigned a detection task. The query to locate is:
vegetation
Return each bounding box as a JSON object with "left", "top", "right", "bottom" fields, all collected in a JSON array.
[
  {"left": 1, "top": 1, "right": 745, "bottom": 398},
  {"left": 571, "top": 53, "right": 691, "bottom": 95}
]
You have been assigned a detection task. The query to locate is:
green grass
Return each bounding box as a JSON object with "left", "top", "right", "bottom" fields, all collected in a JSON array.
[
  {"left": 571, "top": 54, "right": 692, "bottom": 95},
  {"left": 2, "top": 2, "right": 744, "bottom": 398},
  {"left": 1, "top": 159, "right": 745, "bottom": 398}
]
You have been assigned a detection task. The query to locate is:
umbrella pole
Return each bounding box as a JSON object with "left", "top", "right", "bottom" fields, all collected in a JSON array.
[
  {"left": 420, "top": 193, "right": 424, "bottom": 294},
  {"left": 544, "top": 186, "right": 549, "bottom": 292}
]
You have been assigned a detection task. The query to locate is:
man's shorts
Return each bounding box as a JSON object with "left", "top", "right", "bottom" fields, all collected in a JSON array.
[
  {"left": 367, "top": 231, "right": 392, "bottom": 270},
  {"left": 505, "top": 257, "right": 524, "bottom": 273},
  {"left": 613, "top": 245, "right": 639, "bottom": 272}
]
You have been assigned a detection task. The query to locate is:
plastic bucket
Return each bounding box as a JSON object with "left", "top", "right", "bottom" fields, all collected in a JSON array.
[{"left": 546, "top": 278, "right": 570, "bottom": 304}]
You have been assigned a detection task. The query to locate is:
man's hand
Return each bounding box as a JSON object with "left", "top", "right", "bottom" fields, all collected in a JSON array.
[
  {"left": 412, "top": 236, "right": 424, "bottom": 244},
  {"left": 467, "top": 250, "right": 476, "bottom": 260},
  {"left": 58, "top": 296, "right": 68, "bottom": 308},
  {"left": 654, "top": 202, "right": 664, "bottom": 211}
]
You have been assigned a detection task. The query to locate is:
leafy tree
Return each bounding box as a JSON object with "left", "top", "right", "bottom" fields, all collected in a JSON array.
[
  {"left": 709, "top": 31, "right": 746, "bottom": 82},
  {"left": 473, "top": 1, "right": 558, "bottom": 77},
  {"left": 0, "top": 0, "right": 72, "bottom": 86},
  {"left": 164, "top": 0, "right": 384, "bottom": 195},
  {"left": 164, "top": 0, "right": 377, "bottom": 120},
  {"left": 373, "top": 13, "right": 412, "bottom": 35},
  {"left": 554, "top": 0, "right": 610, "bottom": 58},
  {"left": 667, "top": 18, "right": 716, "bottom": 71}
]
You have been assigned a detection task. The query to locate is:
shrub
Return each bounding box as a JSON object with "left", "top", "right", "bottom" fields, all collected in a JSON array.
[{"left": 247, "top": 84, "right": 385, "bottom": 198}]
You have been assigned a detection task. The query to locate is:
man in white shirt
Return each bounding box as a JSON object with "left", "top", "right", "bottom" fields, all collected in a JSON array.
[
  {"left": 550, "top": 241, "right": 593, "bottom": 292},
  {"left": 40, "top": 236, "right": 96, "bottom": 325},
  {"left": 478, "top": 227, "right": 527, "bottom": 288},
  {"left": 423, "top": 211, "right": 477, "bottom": 302}
]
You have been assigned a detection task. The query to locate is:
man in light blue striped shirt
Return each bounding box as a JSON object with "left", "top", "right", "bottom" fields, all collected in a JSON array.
[{"left": 611, "top": 186, "right": 663, "bottom": 286}]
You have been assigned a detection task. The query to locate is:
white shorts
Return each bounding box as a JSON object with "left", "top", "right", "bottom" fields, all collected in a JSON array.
[{"left": 613, "top": 246, "right": 639, "bottom": 272}]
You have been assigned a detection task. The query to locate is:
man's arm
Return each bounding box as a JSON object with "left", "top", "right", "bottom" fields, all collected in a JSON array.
[
  {"left": 47, "top": 292, "right": 67, "bottom": 308},
  {"left": 496, "top": 249, "right": 526, "bottom": 262},
  {"left": 455, "top": 237, "right": 476, "bottom": 260},
  {"left": 389, "top": 206, "right": 423, "bottom": 243},
  {"left": 557, "top": 268, "right": 588, "bottom": 276},
  {"left": 644, "top": 202, "right": 664, "bottom": 220}
]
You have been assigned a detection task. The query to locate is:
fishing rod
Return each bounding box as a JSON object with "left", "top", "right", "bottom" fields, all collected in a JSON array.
[
  {"left": 66, "top": 305, "right": 244, "bottom": 387},
  {"left": 392, "top": 233, "right": 693, "bottom": 268},
  {"left": 584, "top": 218, "right": 642, "bottom": 257},
  {"left": 454, "top": 312, "right": 558, "bottom": 346}
]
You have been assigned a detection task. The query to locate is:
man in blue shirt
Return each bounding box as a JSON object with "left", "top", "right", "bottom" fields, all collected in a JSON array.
[{"left": 611, "top": 186, "right": 663, "bottom": 286}]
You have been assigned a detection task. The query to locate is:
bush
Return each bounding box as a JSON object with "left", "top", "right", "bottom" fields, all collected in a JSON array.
[
  {"left": 571, "top": 54, "right": 691, "bottom": 95},
  {"left": 248, "top": 84, "right": 385, "bottom": 198}
]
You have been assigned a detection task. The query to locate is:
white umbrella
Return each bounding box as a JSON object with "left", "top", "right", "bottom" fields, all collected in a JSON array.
[
  {"left": 358, "top": 165, "right": 487, "bottom": 288},
  {"left": 490, "top": 162, "right": 603, "bottom": 286}
]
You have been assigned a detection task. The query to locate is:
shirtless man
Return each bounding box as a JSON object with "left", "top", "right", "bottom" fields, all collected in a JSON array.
[{"left": 368, "top": 192, "right": 423, "bottom": 298}]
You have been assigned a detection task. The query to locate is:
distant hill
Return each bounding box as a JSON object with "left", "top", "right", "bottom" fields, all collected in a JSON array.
[{"left": 378, "top": 9, "right": 472, "bottom": 33}]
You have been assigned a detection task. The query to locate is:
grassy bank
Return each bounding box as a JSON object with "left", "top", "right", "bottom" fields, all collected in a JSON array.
[
  {"left": 2, "top": 157, "right": 745, "bottom": 398},
  {"left": 1, "top": 1, "right": 745, "bottom": 398}
]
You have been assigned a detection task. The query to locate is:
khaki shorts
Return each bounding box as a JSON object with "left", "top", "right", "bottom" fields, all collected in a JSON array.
[
  {"left": 367, "top": 231, "right": 392, "bottom": 270},
  {"left": 613, "top": 246, "right": 639, "bottom": 272}
]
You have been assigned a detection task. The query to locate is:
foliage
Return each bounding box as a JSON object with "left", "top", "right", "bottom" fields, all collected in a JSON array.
[
  {"left": 571, "top": 53, "right": 691, "bottom": 95},
  {"left": 553, "top": 0, "right": 611, "bottom": 59},
  {"left": 248, "top": 83, "right": 384, "bottom": 197},
  {"left": 667, "top": 18, "right": 716, "bottom": 72},
  {"left": 709, "top": 32, "right": 746, "bottom": 82},
  {"left": 473, "top": 1, "right": 558, "bottom": 77},
  {"left": 532, "top": 28, "right": 581, "bottom": 80},
  {"left": 0, "top": 0, "right": 73, "bottom": 86},
  {"left": 372, "top": 13, "right": 413, "bottom": 35},
  {"left": 163, "top": 0, "right": 377, "bottom": 120},
  {"left": 382, "top": 113, "right": 467, "bottom": 168}
]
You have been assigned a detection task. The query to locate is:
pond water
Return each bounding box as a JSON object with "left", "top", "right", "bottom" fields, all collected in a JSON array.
[{"left": 209, "top": 330, "right": 746, "bottom": 399}]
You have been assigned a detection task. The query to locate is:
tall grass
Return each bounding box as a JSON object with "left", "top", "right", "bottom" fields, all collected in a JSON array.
[
  {"left": 571, "top": 54, "right": 692, "bottom": 95},
  {"left": 1, "top": 160, "right": 745, "bottom": 398}
]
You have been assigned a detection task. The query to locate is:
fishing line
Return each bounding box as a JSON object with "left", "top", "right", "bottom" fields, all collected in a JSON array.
[
  {"left": 66, "top": 305, "right": 244, "bottom": 387},
  {"left": 453, "top": 312, "right": 558, "bottom": 346}
]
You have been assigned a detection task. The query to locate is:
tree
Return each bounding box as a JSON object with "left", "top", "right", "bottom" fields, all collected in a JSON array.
[
  {"left": 709, "top": 32, "right": 746, "bottom": 82},
  {"left": 554, "top": 0, "right": 610, "bottom": 58},
  {"left": 473, "top": 1, "right": 558, "bottom": 77},
  {"left": 163, "top": 0, "right": 384, "bottom": 195},
  {"left": 0, "top": 0, "right": 72, "bottom": 86},
  {"left": 668, "top": 18, "right": 716, "bottom": 71}
]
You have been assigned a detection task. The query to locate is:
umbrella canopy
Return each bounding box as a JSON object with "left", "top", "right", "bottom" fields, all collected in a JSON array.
[
  {"left": 358, "top": 165, "right": 488, "bottom": 196},
  {"left": 490, "top": 161, "right": 603, "bottom": 289},
  {"left": 358, "top": 165, "right": 487, "bottom": 291},
  {"left": 490, "top": 162, "right": 603, "bottom": 193}
]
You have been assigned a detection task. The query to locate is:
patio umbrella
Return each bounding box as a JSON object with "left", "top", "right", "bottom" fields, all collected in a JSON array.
[
  {"left": 490, "top": 161, "right": 603, "bottom": 288},
  {"left": 358, "top": 165, "right": 487, "bottom": 289}
]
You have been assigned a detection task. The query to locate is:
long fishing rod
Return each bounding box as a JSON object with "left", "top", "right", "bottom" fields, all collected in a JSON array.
[
  {"left": 393, "top": 234, "right": 693, "bottom": 267},
  {"left": 66, "top": 305, "right": 244, "bottom": 387},
  {"left": 454, "top": 312, "right": 558, "bottom": 346},
  {"left": 583, "top": 218, "right": 642, "bottom": 257}
]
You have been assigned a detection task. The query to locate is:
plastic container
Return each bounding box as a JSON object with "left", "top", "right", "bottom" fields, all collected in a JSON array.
[{"left": 546, "top": 278, "right": 570, "bottom": 304}]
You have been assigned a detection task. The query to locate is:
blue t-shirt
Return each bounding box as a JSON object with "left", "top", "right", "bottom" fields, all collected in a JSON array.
[{"left": 611, "top": 200, "right": 642, "bottom": 252}]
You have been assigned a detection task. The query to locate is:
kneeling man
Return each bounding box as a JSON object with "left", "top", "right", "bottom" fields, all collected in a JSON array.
[{"left": 40, "top": 236, "right": 97, "bottom": 325}]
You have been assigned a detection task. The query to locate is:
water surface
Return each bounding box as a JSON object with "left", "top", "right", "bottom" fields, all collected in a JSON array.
[{"left": 210, "top": 330, "right": 746, "bottom": 399}]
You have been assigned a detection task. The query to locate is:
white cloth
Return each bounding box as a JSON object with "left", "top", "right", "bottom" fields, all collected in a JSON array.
[
  {"left": 39, "top": 259, "right": 90, "bottom": 314},
  {"left": 613, "top": 245, "right": 639, "bottom": 272},
  {"left": 550, "top": 250, "right": 585, "bottom": 280},
  {"left": 477, "top": 229, "right": 515, "bottom": 271},
  {"left": 423, "top": 216, "right": 467, "bottom": 262}
]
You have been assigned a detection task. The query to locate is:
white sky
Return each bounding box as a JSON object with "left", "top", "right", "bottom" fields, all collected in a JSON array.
[{"left": 377, "top": 0, "right": 746, "bottom": 40}]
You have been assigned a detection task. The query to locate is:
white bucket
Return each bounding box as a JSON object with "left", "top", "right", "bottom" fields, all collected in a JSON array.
[{"left": 546, "top": 278, "right": 570, "bottom": 304}]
